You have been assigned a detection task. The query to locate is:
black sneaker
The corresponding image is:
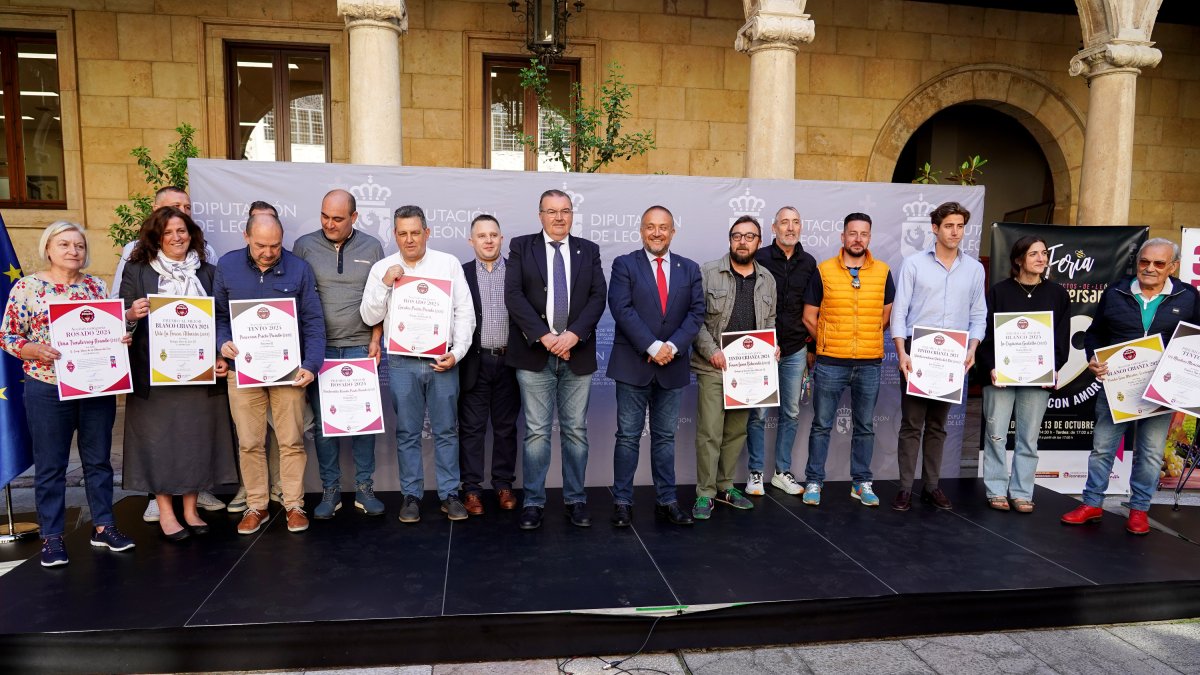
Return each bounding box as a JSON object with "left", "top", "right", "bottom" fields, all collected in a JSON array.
[
  {"left": 90, "top": 526, "right": 136, "bottom": 552},
  {"left": 398, "top": 494, "right": 421, "bottom": 523},
  {"left": 441, "top": 494, "right": 469, "bottom": 521},
  {"left": 40, "top": 536, "right": 68, "bottom": 567}
]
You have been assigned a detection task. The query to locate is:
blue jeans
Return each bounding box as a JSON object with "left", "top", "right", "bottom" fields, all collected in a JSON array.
[
  {"left": 612, "top": 380, "right": 682, "bottom": 506},
  {"left": 516, "top": 355, "right": 591, "bottom": 507},
  {"left": 25, "top": 378, "right": 116, "bottom": 537},
  {"left": 309, "top": 345, "right": 378, "bottom": 488},
  {"left": 387, "top": 355, "right": 460, "bottom": 500},
  {"left": 1083, "top": 389, "right": 1169, "bottom": 511},
  {"left": 982, "top": 385, "right": 1050, "bottom": 501},
  {"left": 805, "top": 361, "right": 880, "bottom": 484},
  {"left": 747, "top": 348, "right": 806, "bottom": 474}
]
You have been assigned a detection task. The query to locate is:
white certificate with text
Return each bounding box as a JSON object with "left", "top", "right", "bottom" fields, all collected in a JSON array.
[
  {"left": 229, "top": 298, "right": 302, "bottom": 388},
  {"left": 147, "top": 294, "right": 216, "bottom": 386}
]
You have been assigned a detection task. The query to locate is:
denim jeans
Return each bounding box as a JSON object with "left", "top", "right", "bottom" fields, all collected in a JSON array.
[
  {"left": 746, "top": 348, "right": 806, "bottom": 474},
  {"left": 387, "top": 354, "right": 461, "bottom": 500},
  {"left": 1083, "top": 389, "right": 1169, "bottom": 511},
  {"left": 516, "top": 355, "right": 591, "bottom": 507},
  {"left": 309, "top": 345, "right": 378, "bottom": 488},
  {"left": 25, "top": 378, "right": 116, "bottom": 537},
  {"left": 982, "top": 385, "right": 1050, "bottom": 501},
  {"left": 612, "top": 380, "right": 683, "bottom": 506},
  {"left": 805, "top": 362, "right": 881, "bottom": 484}
]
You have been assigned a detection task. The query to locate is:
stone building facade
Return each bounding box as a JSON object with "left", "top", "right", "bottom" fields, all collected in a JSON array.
[{"left": 0, "top": 0, "right": 1196, "bottom": 279}]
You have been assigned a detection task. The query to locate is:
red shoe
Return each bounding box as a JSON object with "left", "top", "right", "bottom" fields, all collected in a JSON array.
[
  {"left": 1126, "top": 508, "right": 1150, "bottom": 535},
  {"left": 1061, "top": 505, "right": 1104, "bottom": 525}
]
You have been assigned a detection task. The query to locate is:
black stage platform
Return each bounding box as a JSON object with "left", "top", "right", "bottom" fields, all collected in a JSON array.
[{"left": 2, "top": 478, "right": 1200, "bottom": 674}]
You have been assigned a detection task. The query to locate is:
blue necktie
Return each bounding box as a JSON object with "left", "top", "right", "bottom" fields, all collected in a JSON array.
[{"left": 550, "top": 241, "right": 567, "bottom": 334}]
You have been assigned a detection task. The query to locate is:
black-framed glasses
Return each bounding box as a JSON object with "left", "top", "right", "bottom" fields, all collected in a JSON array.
[
  {"left": 730, "top": 232, "right": 759, "bottom": 242},
  {"left": 848, "top": 267, "right": 861, "bottom": 289}
]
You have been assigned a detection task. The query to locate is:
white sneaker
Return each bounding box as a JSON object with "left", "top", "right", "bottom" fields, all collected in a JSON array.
[
  {"left": 227, "top": 486, "right": 248, "bottom": 513},
  {"left": 745, "top": 471, "right": 765, "bottom": 496},
  {"left": 142, "top": 499, "right": 160, "bottom": 522},
  {"left": 196, "top": 490, "right": 226, "bottom": 511},
  {"left": 771, "top": 471, "right": 803, "bottom": 495}
]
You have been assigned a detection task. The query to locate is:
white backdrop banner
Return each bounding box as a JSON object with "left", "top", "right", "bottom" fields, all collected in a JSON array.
[{"left": 187, "top": 159, "right": 985, "bottom": 492}]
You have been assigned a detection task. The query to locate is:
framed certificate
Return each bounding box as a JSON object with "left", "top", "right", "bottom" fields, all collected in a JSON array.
[
  {"left": 47, "top": 299, "right": 133, "bottom": 400},
  {"left": 1144, "top": 322, "right": 1200, "bottom": 417},
  {"left": 721, "top": 329, "right": 779, "bottom": 410},
  {"left": 993, "top": 311, "right": 1056, "bottom": 386},
  {"left": 1095, "top": 335, "right": 1168, "bottom": 423},
  {"left": 317, "top": 358, "right": 385, "bottom": 437},
  {"left": 386, "top": 274, "right": 453, "bottom": 358},
  {"left": 906, "top": 325, "right": 969, "bottom": 404},
  {"left": 229, "top": 298, "right": 302, "bottom": 388},
  {"left": 147, "top": 294, "right": 216, "bottom": 386}
]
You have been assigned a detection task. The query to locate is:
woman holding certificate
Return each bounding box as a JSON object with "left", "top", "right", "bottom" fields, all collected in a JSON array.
[
  {"left": 119, "top": 207, "right": 237, "bottom": 541},
  {"left": 2, "top": 222, "right": 136, "bottom": 567},
  {"left": 977, "top": 236, "right": 1070, "bottom": 513}
]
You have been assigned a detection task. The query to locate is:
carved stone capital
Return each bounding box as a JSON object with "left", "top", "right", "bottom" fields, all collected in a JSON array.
[
  {"left": 735, "top": 11, "right": 815, "bottom": 54},
  {"left": 338, "top": 0, "right": 408, "bottom": 33},
  {"left": 1069, "top": 41, "right": 1161, "bottom": 79}
]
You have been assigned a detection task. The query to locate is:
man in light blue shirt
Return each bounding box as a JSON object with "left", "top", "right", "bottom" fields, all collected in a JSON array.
[{"left": 889, "top": 201, "right": 986, "bottom": 512}]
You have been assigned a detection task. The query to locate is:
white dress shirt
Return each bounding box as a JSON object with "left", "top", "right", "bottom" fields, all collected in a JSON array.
[
  {"left": 544, "top": 231, "right": 572, "bottom": 334},
  {"left": 644, "top": 249, "right": 677, "bottom": 357},
  {"left": 360, "top": 247, "right": 476, "bottom": 363}
]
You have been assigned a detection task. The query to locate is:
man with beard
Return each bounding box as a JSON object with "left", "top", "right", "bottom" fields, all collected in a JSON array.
[
  {"left": 744, "top": 206, "right": 816, "bottom": 498},
  {"left": 607, "top": 205, "right": 705, "bottom": 527},
  {"left": 690, "top": 216, "right": 778, "bottom": 520},
  {"left": 801, "top": 213, "right": 894, "bottom": 507}
]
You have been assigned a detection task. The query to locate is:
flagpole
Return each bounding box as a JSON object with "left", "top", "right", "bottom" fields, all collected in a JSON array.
[{"left": 0, "top": 483, "right": 38, "bottom": 542}]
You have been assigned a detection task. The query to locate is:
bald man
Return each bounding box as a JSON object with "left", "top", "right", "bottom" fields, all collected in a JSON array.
[
  {"left": 214, "top": 213, "right": 326, "bottom": 535},
  {"left": 293, "top": 189, "right": 386, "bottom": 520}
]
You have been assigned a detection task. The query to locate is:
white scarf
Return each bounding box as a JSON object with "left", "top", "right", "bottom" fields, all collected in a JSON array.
[{"left": 150, "top": 249, "right": 205, "bottom": 296}]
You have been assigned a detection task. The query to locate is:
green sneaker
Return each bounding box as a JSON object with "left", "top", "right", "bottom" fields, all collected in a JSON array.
[
  {"left": 692, "top": 496, "right": 714, "bottom": 520},
  {"left": 716, "top": 487, "right": 754, "bottom": 510}
]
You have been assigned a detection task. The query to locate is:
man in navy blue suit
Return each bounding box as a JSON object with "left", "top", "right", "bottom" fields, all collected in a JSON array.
[
  {"left": 607, "top": 206, "right": 705, "bottom": 527},
  {"left": 505, "top": 189, "right": 608, "bottom": 530}
]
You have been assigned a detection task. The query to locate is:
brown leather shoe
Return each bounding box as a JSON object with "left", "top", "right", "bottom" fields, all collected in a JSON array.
[
  {"left": 891, "top": 490, "right": 912, "bottom": 512},
  {"left": 286, "top": 507, "right": 309, "bottom": 533},
  {"left": 921, "top": 488, "right": 953, "bottom": 510},
  {"left": 237, "top": 509, "right": 268, "bottom": 535},
  {"left": 464, "top": 492, "right": 484, "bottom": 516},
  {"left": 496, "top": 488, "right": 517, "bottom": 511}
]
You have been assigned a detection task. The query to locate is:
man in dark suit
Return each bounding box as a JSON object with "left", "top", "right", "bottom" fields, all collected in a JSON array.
[
  {"left": 458, "top": 214, "right": 521, "bottom": 516},
  {"left": 505, "top": 189, "right": 607, "bottom": 530},
  {"left": 607, "top": 205, "right": 705, "bottom": 527}
]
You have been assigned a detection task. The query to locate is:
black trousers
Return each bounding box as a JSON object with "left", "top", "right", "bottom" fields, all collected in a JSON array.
[
  {"left": 458, "top": 353, "right": 521, "bottom": 493},
  {"left": 896, "top": 337, "right": 952, "bottom": 491}
]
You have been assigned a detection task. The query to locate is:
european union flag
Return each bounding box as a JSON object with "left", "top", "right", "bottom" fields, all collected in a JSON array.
[{"left": 0, "top": 212, "right": 32, "bottom": 487}]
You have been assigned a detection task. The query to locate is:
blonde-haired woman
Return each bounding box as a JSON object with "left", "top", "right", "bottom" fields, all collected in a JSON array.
[{"left": 1, "top": 222, "right": 136, "bottom": 567}]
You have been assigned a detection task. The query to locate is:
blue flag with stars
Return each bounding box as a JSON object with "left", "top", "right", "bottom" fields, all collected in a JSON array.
[{"left": 0, "top": 212, "right": 32, "bottom": 487}]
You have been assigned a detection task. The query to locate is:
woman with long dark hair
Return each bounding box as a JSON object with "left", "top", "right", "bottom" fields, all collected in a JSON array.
[
  {"left": 120, "top": 207, "right": 237, "bottom": 540},
  {"left": 978, "top": 235, "right": 1070, "bottom": 513}
]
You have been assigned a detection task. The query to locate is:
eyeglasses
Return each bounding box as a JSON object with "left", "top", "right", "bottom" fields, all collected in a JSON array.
[
  {"left": 848, "top": 267, "right": 861, "bottom": 289},
  {"left": 1138, "top": 257, "right": 1171, "bottom": 270},
  {"left": 540, "top": 208, "right": 573, "bottom": 218},
  {"left": 730, "top": 232, "right": 760, "bottom": 242}
]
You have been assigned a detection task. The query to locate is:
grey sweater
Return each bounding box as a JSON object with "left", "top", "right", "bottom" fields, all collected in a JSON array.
[{"left": 293, "top": 228, "right": 385, "bottom": 347}]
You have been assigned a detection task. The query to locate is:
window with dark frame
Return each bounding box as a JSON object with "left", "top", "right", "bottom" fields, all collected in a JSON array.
[
  {"left": 484, "top": 56, "right": 578, "bottom": 172},
  {"left": 0, "top": 32, "right": 65, "bottom": 209},
  {"left": 226, "top": 43, "right": 331, "bottom": 163}
]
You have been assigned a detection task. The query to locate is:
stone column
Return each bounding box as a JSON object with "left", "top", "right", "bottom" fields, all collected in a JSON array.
[
  {"left": 1071, "top": 0, "right": 1162, "bottom": 226},
  {"left": 338, "top": 0, "right": 407, "bottom": 165},
  {"left": 736, "top": 0, "right": 815, "bottom": 180}
]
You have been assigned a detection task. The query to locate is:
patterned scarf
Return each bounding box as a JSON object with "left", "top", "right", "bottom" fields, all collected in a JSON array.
[{"left": 150, "top": 249, "right": 205, "bottom": 296}]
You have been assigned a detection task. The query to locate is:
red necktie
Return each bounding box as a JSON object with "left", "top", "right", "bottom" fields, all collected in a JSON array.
[{"left": 656, "top": 257, "right": 668, "bottom": 315}]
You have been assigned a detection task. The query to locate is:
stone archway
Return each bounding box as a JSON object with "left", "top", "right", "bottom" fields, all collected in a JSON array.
[{"left": 866, "top": 64, "right": 1085, "bottom": 224}]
